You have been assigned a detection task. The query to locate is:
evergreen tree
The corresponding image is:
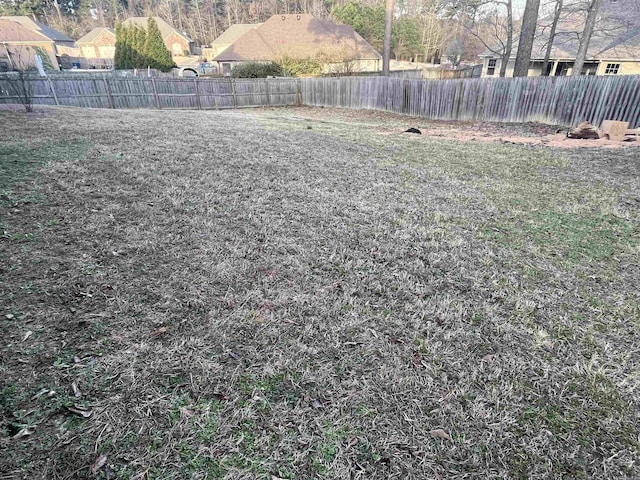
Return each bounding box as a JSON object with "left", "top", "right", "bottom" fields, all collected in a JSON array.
[
  {"left": 122, "top": 25, "right": 133, "bottom": 69},
  {"left": 114, "top": 23, "right": 135, "bottom": 70},
  {"left": 144, "top": 17, "right": 175, "bottom": 72},
  {"left": 114, "top": 23, "right": 124, "bottom": 69},
  {"left": 392, "top": 18, "right": 424, "bottom": 61},
  {"left": 132, "top": 26, "right": 147, "bottom": 68},
  {"left": 333, "top": 2, "right": 385, "bottom": 52}
]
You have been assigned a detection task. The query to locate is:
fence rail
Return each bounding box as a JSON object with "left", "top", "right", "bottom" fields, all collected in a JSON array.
[{"left": 1, "top": 74, "right": 639, "bottom": 127}]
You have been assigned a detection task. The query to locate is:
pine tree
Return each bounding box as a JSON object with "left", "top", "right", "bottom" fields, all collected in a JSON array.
[
  {"left": 114, "top": 23, "right": 124, "bottom": 69},
  {"left": 115, "top": 23, "right": 137, "bottom": 70},
  {"left": 132, "top": 26, "right": 147, "bottom": 68},
  {"left": 120, "top": 24, "right": 134, "bottom": 69},
  {"left": 144, "top": 17, "right": 175, "bottom": 72}
]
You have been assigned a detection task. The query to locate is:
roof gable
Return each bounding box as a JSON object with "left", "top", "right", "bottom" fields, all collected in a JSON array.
[
  {"left": 213, "top": 14, "right": 380, "bottom": 62},
  {"left": 123, "top": 17, "right": 192, "bottom": 43},
  {"left": 211, "top": 24, "right": 261, "bottom": 46},
  {"left": 0, "top": 18, "right": 51, "bottom": 42},
  {"left": 215, "top": 28, "right": 276, "bottom": 61},
  {"left": 77, "top": 27, "right": 115, "bottom": 45},
  {"left": 0, "top": 15, "right": 74, "bottom": 42}
]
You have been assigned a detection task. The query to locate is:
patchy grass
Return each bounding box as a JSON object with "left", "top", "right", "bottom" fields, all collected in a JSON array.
[{"left": 0, "top": 106, "right": 639, "bottom": 479}]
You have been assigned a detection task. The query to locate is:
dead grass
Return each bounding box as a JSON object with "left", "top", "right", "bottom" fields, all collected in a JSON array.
[{"left": 1, "top": 106, "right": 639, "bottom": 479}]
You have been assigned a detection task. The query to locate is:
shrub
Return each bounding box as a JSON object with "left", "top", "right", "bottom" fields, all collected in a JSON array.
[
  {"left": 279, "top": 56, "right": 323, "bottom": 77},
  {"left": 231, "top": 62, "right": 284, "bottom": 78}
]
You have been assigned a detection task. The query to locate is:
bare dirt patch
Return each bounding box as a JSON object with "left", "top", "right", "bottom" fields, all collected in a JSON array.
[
  {"left": 1, "top": 106, "right": 639, "bottom": 479},
  {"left": 264, "top": 106, "right": 639, "bottom": 149}
]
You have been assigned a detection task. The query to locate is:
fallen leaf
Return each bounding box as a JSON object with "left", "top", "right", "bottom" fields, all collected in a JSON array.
[
  {"left": 150, "top": 326, "right": 169, "bottom": 338},
  {"left": 482, "top": 354, "right": 495, "bottom": 363},
  {"left": 5, "top": 313, "right": 14, "bottom": 320},
  {"left": 22, "top": 330, "right": 33, "bottom": 342},
  {"left": 311, "top": 399, "right": 323, "bottom": 409},
  {"left": 229, "top": 350, "right": 242, "bottom": 361},
  {"left": 271, "top": 476, "right": 287, "bottom": 480},
  {"left": 429, "top": 429, "right": 451, "bottom": 441},
  {"left": 71, "top": 381, "right": 82, "bottom": 398},
  {"left": 67, "top": 405, "right": 92, "bottom": 418},
  {"left": 90, "top": 453, "right": 108, "bottom": 473},
  {"left": 347, "top": 436, "right": 359, "bottom": 447}
]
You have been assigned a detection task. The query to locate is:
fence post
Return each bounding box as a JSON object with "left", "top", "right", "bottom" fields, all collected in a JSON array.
[
  {"left": 265, "top": 78, "right": 271, "bottom": 107},
  {"left": 47, "top": 77, "right": 59, "bottom": 106},
  {"left": 296, "top": 79, "right": 302, "bottom": 106},
  {"left": 230, "top": 78, "right": 237, "bottom": 108},
  {"left": 151, "top": 77, "right": 160, "bottom": 109},
  {"left": 103, "top": 78, "right": 114, "bottom": 109},
  {"left": 194, "top": 78, "right": 201, "bottom": 110}
]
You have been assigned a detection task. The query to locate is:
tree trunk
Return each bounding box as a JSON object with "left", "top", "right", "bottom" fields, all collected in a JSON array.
[
  {"left": 52, "top": 0, "right": 63, "bottom": 22},
  {"left": 541, "top": 0, "right": 563, "bottom": 76},
  {"left": 383, "top": 0, "right": 393, "bottom": 76},
  {"left": 572, "top": 0, "right": 604, "bottom": 76},
  {"left": 499, "top": 0, "right": 513, "bottom": 77},
  {"left": 513, "top": 0, "right": 541, "bottom": 77}
]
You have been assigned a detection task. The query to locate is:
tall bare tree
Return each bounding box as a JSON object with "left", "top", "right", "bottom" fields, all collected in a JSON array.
[
  {"left": 572, "top": 0, "right": 604, "bottom": 75},
  {"left": 383, "top": 0, "right": 393, "bottom": 75},
  {"left": 541, "top": 0, "right": 563, "bottom": 75},
  {"left": 513, "top": 0, "right": 541, "bottom": 76}
]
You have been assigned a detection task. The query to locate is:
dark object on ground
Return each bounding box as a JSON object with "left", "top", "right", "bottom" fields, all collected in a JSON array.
[
  {"left": 567, "top": 122, "right": 601, "bottom": 140},
  {"left": 405, "top": 127, "right": 422, "bottom": 134}
]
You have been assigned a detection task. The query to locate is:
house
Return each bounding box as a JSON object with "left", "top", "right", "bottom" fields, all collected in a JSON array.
[
  {"left": 123, "top": 17, "right": 193, "bottom": 56},
  {"left": 0, "top": 16, "right": 76, "bottom": 71},
  {"left": 202, "top": 23, "right": 261, "bottom": 62},
  {"left": 213, "top": 14, "right": 381, "bottom": 75},
  {"left": 479, "top": 16, "right": 640, "bottom": 77},
  {"left": 76, "top": 27, "right": 115, "bottom": 68}
]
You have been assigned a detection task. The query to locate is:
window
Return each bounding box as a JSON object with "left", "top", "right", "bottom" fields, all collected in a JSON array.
[
  {"left": 487, "top": 59, "right": 497, "bottom": 76},
  {"left": 605, "top": 63, "right": 620, "bottom": 74}
]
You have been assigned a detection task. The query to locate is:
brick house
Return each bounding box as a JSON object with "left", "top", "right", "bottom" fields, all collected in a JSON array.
[
  {"left": 76, "top": 27, "right": 115, "bottom": 68},
  {"left": 0, "top": 16, "right": 76, "bottom": 71},
  {"left": 212, "top": 14, "right": 381, "bottom": 75}
]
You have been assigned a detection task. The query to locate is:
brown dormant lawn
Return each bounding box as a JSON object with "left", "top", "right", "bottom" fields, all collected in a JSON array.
[{"left": 1, "top": 106, "right": 639, "bottom": 479}]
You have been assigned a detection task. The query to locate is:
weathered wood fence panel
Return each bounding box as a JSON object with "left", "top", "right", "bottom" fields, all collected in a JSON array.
[
  {"left": 0, "top": 76, "right": 301, "bottom": 110},
  {"left": 0, "top": 74, "right": 638, "bottom": 127},
  {"left": 300, "top": 75, "right": 640, "bottom": 127}
]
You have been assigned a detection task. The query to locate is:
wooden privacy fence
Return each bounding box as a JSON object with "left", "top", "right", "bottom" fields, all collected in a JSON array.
[
  {"left": 0, "top": 76, "right": 301, "bottom": 109},
  {"left": 0, "top": 74, "right": 639, "bottom": 127},
  {"left": 300, "top": 74, "right": 640, "bottom": 128}
]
